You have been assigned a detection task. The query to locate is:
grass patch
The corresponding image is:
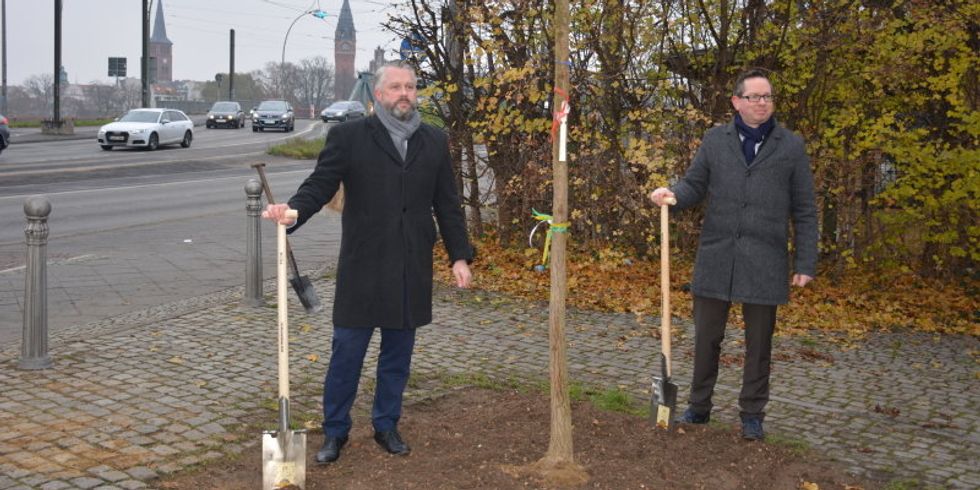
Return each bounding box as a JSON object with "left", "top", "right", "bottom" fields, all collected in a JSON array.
[
  {"left": 883, "top": 479, "right": 928, "bottom": 490},
  {"left": 442, "top": 371, "right": 510, "bottom": 390},
  {"left": 8, "top": 118, "right": 113, "bottom": 128},
  {"left": 765, "top": 433, "right": 809, "bottom": 456},
  {"left": 589, "top": 386, "right": 645, "bottom": 417},
  {"left": 267, "top": 137, "right": 323, "bottom": 159}
]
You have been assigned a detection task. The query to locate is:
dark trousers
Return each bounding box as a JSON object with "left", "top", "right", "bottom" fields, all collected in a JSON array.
[
  {"left": 689, "top": 295, "right": 777, "bottom": 419},
  {"left": 321, "top": 326, "right": 416, "bottom": 438}
]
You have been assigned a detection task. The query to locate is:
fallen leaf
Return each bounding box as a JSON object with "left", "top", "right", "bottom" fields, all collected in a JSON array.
[
  {"left": 168, "top": 356, "right": 184, "bottom": 365},
  {"left": 306, "top": 354, "right": 320, "bottom": 363},
  {"left": 800, "top": 482, "right": 819, "bottom": 490}
]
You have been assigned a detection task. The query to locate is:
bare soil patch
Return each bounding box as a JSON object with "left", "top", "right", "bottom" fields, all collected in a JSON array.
[{"left": 156, "top": 388, "right": 878, "bottom": 489}]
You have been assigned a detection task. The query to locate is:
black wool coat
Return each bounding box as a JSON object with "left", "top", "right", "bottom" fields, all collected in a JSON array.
[
  {"left": 287, "top": 115, "right": 474, "bottom": 328},
  {"left": 671, "top": 121, "right": 818, "bottom": 305}
]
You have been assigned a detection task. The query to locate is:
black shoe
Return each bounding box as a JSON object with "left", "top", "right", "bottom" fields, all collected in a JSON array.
[
  {"left": 315, "top": 435, "right": 348, "bottom": 464},
  {"left": 373, "top": 429, "right": 410, "bottom": 455},
  {"left": 741, "top": 417, "right": 764, "bottom": 441},
  {"left": 677, "top": 408, "right": 710, "bottom": 424}
]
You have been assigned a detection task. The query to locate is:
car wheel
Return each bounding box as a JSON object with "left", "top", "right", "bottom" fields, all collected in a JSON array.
[
  {"left": 100, "top": 145, "right": 113, "bottom": 151},
  {"left": 180, "top": 131, "right": 192, "bottom": 148},
  {"left": 253, "top": 126, "right": 258, "bottom": 132},
  {"left": 147, "top": 133, "right": 159, "bottom": 151}
]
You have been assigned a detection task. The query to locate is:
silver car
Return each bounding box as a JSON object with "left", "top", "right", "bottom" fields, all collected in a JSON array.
[
  {"left": 98, "top": 108, "right": 194, "bottom": 151},
  {"left": 320, "top": 101, "right": 366, "bottom": 122}
]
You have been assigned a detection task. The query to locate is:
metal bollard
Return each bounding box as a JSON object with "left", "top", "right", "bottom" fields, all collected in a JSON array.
[
  {"left": 20, "top": 196, "right": 52, "bottom": 370},
  {"left": 244, "top": 179, "right": 264, "bottom": 306}
]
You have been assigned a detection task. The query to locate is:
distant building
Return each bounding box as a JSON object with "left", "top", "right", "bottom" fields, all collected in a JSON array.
[
  {"left": 368, "top": 47, "right": 387, "bottom": 74},
  {"left": 149, "top": 0, "right": 173, "bottom": 83},
  {"left": 334, "top": 0, "right": 356, "bottom": 101}
]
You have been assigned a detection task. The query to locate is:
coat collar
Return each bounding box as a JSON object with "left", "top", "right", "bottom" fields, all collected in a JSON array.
[
  {"left": 367, "top": 114, "right": 424, "bottom": 169},
  {"left": 723, "top": 120, "right": 784, "bottom": 168}
]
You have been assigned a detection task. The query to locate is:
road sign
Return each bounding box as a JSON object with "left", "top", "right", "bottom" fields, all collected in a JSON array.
[
  {"left": 399, "top": 31, "right": 426, "bottom": 61},
  {"left": 108, "top": 57, "right": 127, "bottom": 77}
]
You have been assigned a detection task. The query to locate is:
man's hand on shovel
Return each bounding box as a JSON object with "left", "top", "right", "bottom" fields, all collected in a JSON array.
[
  {"left": 263, "top": 203, "right": 296, "bottom": 226},
  {"left": 648, "top": 187, "right": 676, "bottom": 207}
]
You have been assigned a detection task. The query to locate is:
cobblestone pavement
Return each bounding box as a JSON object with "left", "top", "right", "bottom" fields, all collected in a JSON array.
[{"left": 0, "top": 275, "right": 976, "bottom": 489}]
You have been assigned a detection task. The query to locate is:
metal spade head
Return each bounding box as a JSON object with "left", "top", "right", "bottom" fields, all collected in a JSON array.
[
  {"left": 651, "top": 353, "right": 678, "bottom": 430},
  {"left": 262, "top": 428, "right": 307, "bottom": 489}
]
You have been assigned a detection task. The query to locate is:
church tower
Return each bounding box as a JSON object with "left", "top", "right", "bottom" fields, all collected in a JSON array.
[
  {"left": 334, "top": 0, "right": 356, "bottom": 100},
  {"left": 149, "top": 0, "right": 173, "bottom": 83}
]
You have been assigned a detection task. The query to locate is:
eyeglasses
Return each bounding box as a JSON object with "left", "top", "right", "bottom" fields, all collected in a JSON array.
[{"left": 738, "top": 94, "right": 775, "bottom": 103}]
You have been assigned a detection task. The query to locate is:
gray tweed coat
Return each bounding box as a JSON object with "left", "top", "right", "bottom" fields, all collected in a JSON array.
[{"left": 671, "top": 121, "right": 818, "bottom": 305}]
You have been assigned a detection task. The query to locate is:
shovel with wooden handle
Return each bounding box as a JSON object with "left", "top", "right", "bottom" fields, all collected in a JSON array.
[
  {"left": 262, "top": 209, "right": 307, "bottom": 490},
  {"left": 651, "top": 196, "right": 678, "bottom": 430},
  {"left": 253, "top": 163, "right": 323, "bottom": 314}
]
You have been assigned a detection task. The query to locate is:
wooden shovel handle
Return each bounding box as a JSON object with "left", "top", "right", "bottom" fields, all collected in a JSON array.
[
  {"left": 254, "top": 163, "right": 301, "bottom": 277},
  {"left": 278, "top": 209, "right": 299, "bottom": 400},
  {"left": 660, "top": 198, "right": 675, "bottom": 375}
]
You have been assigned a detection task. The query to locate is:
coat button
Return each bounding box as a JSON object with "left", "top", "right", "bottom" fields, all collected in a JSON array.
[
  {"left": 742, "top": 202, "right": 748, "bottom": 208},
  {"left": 736, "top": 232, "right": 742, "bottom": 239},
  {"left": 402, "top": 207, "right": 407, "bottom": 212}
]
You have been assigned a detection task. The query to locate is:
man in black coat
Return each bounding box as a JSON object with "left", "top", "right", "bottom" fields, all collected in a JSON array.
[
  {"left": 264, "top": 61, "right": 474, "bottom": 462},
  {"left": 649, "top": 68, "right": 817, "bottom": 441}
]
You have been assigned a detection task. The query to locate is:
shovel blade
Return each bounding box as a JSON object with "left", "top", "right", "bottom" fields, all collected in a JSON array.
[
  {"left": 262, "top": 430, "right": 307, "bottom": 489},
  {"left": 651, "top": 376, "right": 678, "bottom": 430},
  {"left": 289, "top": 275, "right": 322, "bottom": 314}
]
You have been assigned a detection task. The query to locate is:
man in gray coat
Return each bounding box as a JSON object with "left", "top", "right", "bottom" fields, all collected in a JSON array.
[
  {"left": 649, "top": 68, "right": 817, "bottom": 440},
  {"left": 264, "top": 61, "right": 474, "bottom": 462}
]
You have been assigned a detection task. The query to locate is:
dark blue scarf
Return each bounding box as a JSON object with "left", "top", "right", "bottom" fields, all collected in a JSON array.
[{"left": 734, "top": 114, "right": 775, "bottom": 165}]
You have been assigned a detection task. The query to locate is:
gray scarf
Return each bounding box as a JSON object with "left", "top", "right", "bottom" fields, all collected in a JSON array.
[{"left": 374, "top": 102, "right": 421, "bottom": 161}]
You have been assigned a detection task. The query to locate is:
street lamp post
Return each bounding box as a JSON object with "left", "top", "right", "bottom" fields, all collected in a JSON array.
[{"left": 280, "top": 9, "right": 327, "bottom": 99}]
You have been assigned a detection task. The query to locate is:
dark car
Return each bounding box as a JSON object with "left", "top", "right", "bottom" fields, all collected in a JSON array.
[
  {"left": 206, "top": 101, "right": 246, "bottom": 129},
  {"left": 252, "top": 100, "right": 294, "bottom": 132},
  {"left": 320, "top": 100, "right": 366, "bottom": 122},
  {"left": 0, "top": 114, "right": 9, "bottom": 155}
]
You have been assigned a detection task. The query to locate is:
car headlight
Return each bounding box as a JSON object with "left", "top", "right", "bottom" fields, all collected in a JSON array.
[
  {"left": 281, "top": 115, "right": 289, "bottom": 120},
  {"left": 208, "top": 114, "right": 214, "bottom": 119},
  {"left": 129, "top": 129, "right": 146, "bottom": 134},
  {"left": 226, "top": 115, "right": 233, "bottom": 120}
]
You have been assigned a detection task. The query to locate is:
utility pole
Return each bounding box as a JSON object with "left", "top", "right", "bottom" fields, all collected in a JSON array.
[
  {"left": 53, "top": 0, "right": 61, "bottom": 123},
  {"left": 141, "top": 0, "right": 150, "bottom": 107},
  {"left": 2, "top": 0, "right": 7, "bottom": 115},
  {"left": 229, "top": 29, "right": 235, "bottom": 100}
]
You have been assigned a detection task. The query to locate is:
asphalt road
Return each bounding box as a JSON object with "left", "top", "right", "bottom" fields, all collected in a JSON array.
[{"left": 0, "top": 120, "right": 344, "bottom": 345}]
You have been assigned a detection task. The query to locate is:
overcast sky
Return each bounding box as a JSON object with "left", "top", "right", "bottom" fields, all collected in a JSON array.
[{"left": 2, "top": 0, "right": 403, "bottom": 86}]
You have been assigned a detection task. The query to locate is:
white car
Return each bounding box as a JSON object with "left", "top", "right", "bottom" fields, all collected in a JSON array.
[{"left": 98, "top": 108, "right": 194, "bottom": 151}]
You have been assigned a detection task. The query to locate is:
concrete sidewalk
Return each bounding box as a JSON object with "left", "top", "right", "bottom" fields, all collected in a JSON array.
[{"left": 0, "top": 273, "right": 977, "bottom": 489}]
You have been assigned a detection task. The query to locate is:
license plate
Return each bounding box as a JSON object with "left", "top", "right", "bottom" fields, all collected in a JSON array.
[
  {"left": 264, "top": 119, "right": 276, "bottom": 125},
  {"left": 108, "top": 136, "right": 125, "bottom": 141}
]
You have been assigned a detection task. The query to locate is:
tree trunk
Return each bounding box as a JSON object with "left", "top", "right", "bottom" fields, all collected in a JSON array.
[{"left": 537, "top": 0, "right": 585, "bottom": 483}]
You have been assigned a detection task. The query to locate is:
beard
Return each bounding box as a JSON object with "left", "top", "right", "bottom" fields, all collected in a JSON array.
[{"left": 386, "top": 98, "right": 417, "bottom": 121}]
